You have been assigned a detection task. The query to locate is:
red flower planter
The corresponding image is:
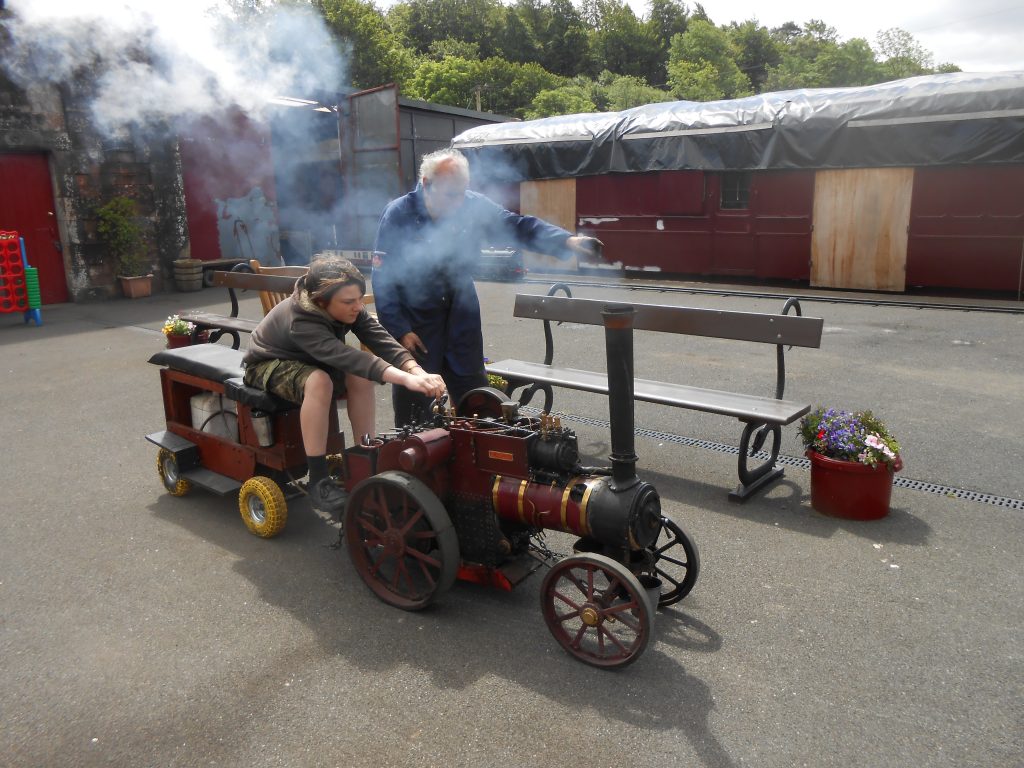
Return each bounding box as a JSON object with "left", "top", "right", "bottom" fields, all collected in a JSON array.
[
  {"left": 806, "top": 450, "right": 901, "bottom": 521},
  {"left": 165, "top": 330, "right": 209, "bottom": 349}
]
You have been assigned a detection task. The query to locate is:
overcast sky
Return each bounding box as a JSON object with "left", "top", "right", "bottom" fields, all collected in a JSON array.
[{"left": 629, "top": 0, "right": 1024, "bottom": 72}]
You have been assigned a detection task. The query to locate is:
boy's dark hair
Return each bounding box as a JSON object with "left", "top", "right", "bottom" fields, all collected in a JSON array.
[{"left": 301, "top": 255, "right": 366, "bottom": 305}]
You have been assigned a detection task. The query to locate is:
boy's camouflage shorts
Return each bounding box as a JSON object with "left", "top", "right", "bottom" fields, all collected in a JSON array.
[{"left": 243, "top": 359, "right": 346, "bottom": 405}]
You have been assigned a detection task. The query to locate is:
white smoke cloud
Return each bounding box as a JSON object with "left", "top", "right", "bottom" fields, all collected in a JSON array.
[{"left": 2, "top": 0, "right": 347, "bottom": 132}]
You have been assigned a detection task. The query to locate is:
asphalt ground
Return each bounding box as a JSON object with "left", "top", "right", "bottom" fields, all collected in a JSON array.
[{"left": 1, "top": 276, "right": 1021, "bottom": 768}]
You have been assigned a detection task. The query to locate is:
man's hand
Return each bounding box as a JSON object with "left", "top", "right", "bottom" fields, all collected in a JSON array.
[
  {"left": 566, "top": 236, "right": 604, "bottom": 258},
  {"left": 400, "top": 331, "right": 428, "bottom": 359}
]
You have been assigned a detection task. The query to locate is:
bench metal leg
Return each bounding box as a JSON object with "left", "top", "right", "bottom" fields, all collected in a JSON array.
[
  {"left": 729, "top": 421, "right": 784, "bottom": 503},
  {"left": 208, "top": 329, "right": 241, "bottom": 349}
]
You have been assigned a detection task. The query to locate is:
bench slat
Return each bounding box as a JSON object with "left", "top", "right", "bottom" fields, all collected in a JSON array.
[
  {"left": 488, "top": 359, "right": 810, "bottom": 425},
  {"left": 210, "top": 271, "right": 300, "bottom": 293},
  {"left": 178, "top": 312, "right": 258, "bottom": 333},
  {"left": 513, "top": 294, "right": 823, "bottom": 348}
]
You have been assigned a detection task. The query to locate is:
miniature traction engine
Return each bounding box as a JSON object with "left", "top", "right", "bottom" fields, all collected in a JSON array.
[{"left": 148, "top": 304, "right": 699, "bottom": 668}]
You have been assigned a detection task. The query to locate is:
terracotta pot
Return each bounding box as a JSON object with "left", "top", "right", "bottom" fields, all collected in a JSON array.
[
  {"left": 806, "top": 450, "right": 901, "bottom": 521},
  {"left": 118, "top": 274, "right": 153, "bottom": 299}
]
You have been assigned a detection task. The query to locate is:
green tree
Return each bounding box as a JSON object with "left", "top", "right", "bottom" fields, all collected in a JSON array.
[
  {"left": 762, "top": 19, "right": 843, "bottom": 91},
  {"left": 404, "top": 54, "right": 562, "bottom": 117},
  {"left": 667, "top": 19, "right": 751, "bottom": 99},
  {"left": 526, "top": 85, "right": 597, "bottom": 117},
  {"left": 815, "top": 38, "right": 885, "bottom": 86},
  {"left": 317, "top": 0, "right": 415, "bottom": 88},
  {"left": 427, "top": 38, "right": 480, "bottom": 61},
  {"left": 591, "top": 0, "right": 663, "bottom": 82},
  {"left": 667, "top": 59, "right": 725, "bottom": 101},
  {"left": 875, "top": 28, "right": 933, "bottom": 79},
  {"left": 387, "top": 0, "right": 507, "bottom": 59},
  {"left": 403, "top": 56, "right": 482, "bottom": 110},
  {"left": 728, "top": 20, "right": 780, "bottom": 92},
  {"left": 496, "top": 8, "right": 542, "bottom": 64},
  {"left": 477, "top": 57, "right": 564, "bottom": 116},
  {"left": 541, "top": 0, "right": 593, "bottom": 77},
  {"left": 605, "top": 74, "right": 671, "bottom": 109},
  {"left": 646, "top": 0, "right": 689, "bottom": 84}
]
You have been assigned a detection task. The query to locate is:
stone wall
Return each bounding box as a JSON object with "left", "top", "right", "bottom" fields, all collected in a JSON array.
[{"left": 0, "top": 68, "right": 189, "bottom": 301}]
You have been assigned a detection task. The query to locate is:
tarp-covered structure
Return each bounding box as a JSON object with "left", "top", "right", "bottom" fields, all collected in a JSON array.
[{"left": 452, "top": 72, "right": 1024, "bottom": 181}]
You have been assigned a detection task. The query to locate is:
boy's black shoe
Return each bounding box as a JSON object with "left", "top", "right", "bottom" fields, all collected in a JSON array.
[{"left": 310, "top": 477, "right": 348, "bottom": 515}]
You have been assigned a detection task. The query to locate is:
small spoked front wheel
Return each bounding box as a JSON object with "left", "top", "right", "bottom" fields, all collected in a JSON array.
[
  {"left": 541, "top": 553, "right": 653, "bottom": 669},
  {"left": 156, "top": 449, "right": 191, "bottom": 497},
  {"left": 649, "top": 516, "right": 700, "bottom": 607},
  {"left": 238, "top": 476, "right": 288, "bottom": 538}
]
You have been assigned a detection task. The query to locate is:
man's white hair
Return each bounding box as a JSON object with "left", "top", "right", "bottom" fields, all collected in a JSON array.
[{"left": 419, "top": 148, "right": 470, "bottom": 182}]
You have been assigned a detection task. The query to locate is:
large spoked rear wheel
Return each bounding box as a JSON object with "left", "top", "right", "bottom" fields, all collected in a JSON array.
[
  {"left": 344, "top": 471, "right": 459, "bottom": 611},
  {"left": 649, "top": 516, "right": 700, "bottom": 607},
  {"left": 541, "top": 553, "right": 652, "bottom": 669},
  {"left": 156, "top": 449, "right": 191, "bottom": 497},
  {"left": 238, "top": 476, "right": 288, "bottom": 538}
]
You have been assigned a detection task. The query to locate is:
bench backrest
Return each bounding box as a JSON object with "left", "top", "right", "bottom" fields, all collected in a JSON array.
[
  {"left": 211, "top": 269, "right": 301, "bottom": 295},
  {"left": 513, "top": 294, "right": 823, "bottom": 348},
  {"left": 247, "top": 260, "right": 309, "bottom": 314}
]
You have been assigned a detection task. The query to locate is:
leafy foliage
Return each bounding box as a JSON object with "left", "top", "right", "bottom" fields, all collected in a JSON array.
[
  {"left": 300, "top": 0, "right": 957, "bottom": 117},
  {"left": 96, "top": 196, "right": 149, "bottom": 277},
  {"left": 799, "top": 407, "right": 901, "bottom": 469},
  {"left": 317, "top": 0, "right": 415, "bottom": 89},
  {"left": 668, "top": 20, "right": 752, "bottom": 100}
]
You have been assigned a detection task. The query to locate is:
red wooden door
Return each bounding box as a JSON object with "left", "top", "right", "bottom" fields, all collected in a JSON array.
[{"left": 0, "top": 153, "right": 69, "bottom": 304}]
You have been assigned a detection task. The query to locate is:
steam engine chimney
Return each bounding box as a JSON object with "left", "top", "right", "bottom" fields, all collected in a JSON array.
[{"left": 602, "top": 305, "right": 639, "bottom": 490}]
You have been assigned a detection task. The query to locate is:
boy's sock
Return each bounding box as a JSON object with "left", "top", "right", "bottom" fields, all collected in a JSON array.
[{"left": 307, "top": 454, "right": 328, "bottom": 486}]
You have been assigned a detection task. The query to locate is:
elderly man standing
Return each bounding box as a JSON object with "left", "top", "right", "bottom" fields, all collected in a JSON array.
[{"left": 373, "top": 148, "right": 601, "bottom": 426}]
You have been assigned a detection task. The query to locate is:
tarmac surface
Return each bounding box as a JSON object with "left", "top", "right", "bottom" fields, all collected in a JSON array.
[{"left": 1, "top": 274, "right": 1021, "bottom": 768}]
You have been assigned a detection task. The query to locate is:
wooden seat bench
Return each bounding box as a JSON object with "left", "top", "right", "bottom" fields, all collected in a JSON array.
[
  {"left": 177, "top": 262, "right": 376, "bottom": 350},
  {"left": 486, "top": 286, "right": 824, "bottom": 502},
  {"left": 177, "top": 267, "right": 301, "bottom": 349}
]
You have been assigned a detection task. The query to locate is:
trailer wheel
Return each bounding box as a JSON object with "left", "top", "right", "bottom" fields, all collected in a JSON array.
[
  {"left": 156, "top": 449, "right": 191, "bottom": 497},
  {"left": 541, "top": 553, "right": 652, "bottom": 669},
  {"left": 238, "top": 476, "right": 287, "bottom": 538},
  {"left": 649, "top": 516, "right": 700, "bottom": 606},
  {"left": 344, "top": 471, "right": 458, "bottom": 611}
]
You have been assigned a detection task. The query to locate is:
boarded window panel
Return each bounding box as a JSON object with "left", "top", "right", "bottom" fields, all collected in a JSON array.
[
  {"left": 811, "top": 168, "right": 913, "bottom": 292},
  {"left": 520, "top": 178, "right": 577, "bottom": 270}
]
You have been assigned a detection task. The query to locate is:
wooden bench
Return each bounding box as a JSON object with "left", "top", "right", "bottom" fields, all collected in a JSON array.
[
  {"left": 486, "top": 286, "right": 824, "bottom": 502},
  {"left": 178, "top": 262, "right": 376, "bottom": 349},
  {"left": 178, "top": 267, "right": 300, "bottom": 349},
  {"left": 198, "top": 258, "right": 248, "bottom": 286}
]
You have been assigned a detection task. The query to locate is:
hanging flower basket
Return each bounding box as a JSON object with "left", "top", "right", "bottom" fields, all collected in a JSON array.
[{"left": 799, "top": 407, "right": 903, "bottom": 521}]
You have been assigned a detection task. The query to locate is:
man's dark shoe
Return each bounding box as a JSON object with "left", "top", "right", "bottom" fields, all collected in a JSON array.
[{"left": 310, "top": 477, "right": 348, "bottom": 515}]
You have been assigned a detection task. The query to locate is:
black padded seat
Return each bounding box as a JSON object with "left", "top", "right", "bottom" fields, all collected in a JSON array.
[
  {"left": 223, "top": 377, "right": 294, "bottom": 413},
  {"left": 149, "top": 346, "right": 296, "bottom": 413},
  {"left": 149, "top": 344, "right": 245, "bottom": 382}
]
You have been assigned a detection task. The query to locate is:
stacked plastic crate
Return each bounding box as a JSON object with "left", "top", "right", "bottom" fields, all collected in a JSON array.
[{"left": 0, "top": 230, "right": 42, "bottom": 326}]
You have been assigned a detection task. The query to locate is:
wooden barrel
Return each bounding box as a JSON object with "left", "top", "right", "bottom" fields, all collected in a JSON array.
[{"left": 173, "top": 259, "right": 203, "bottom": 292}]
